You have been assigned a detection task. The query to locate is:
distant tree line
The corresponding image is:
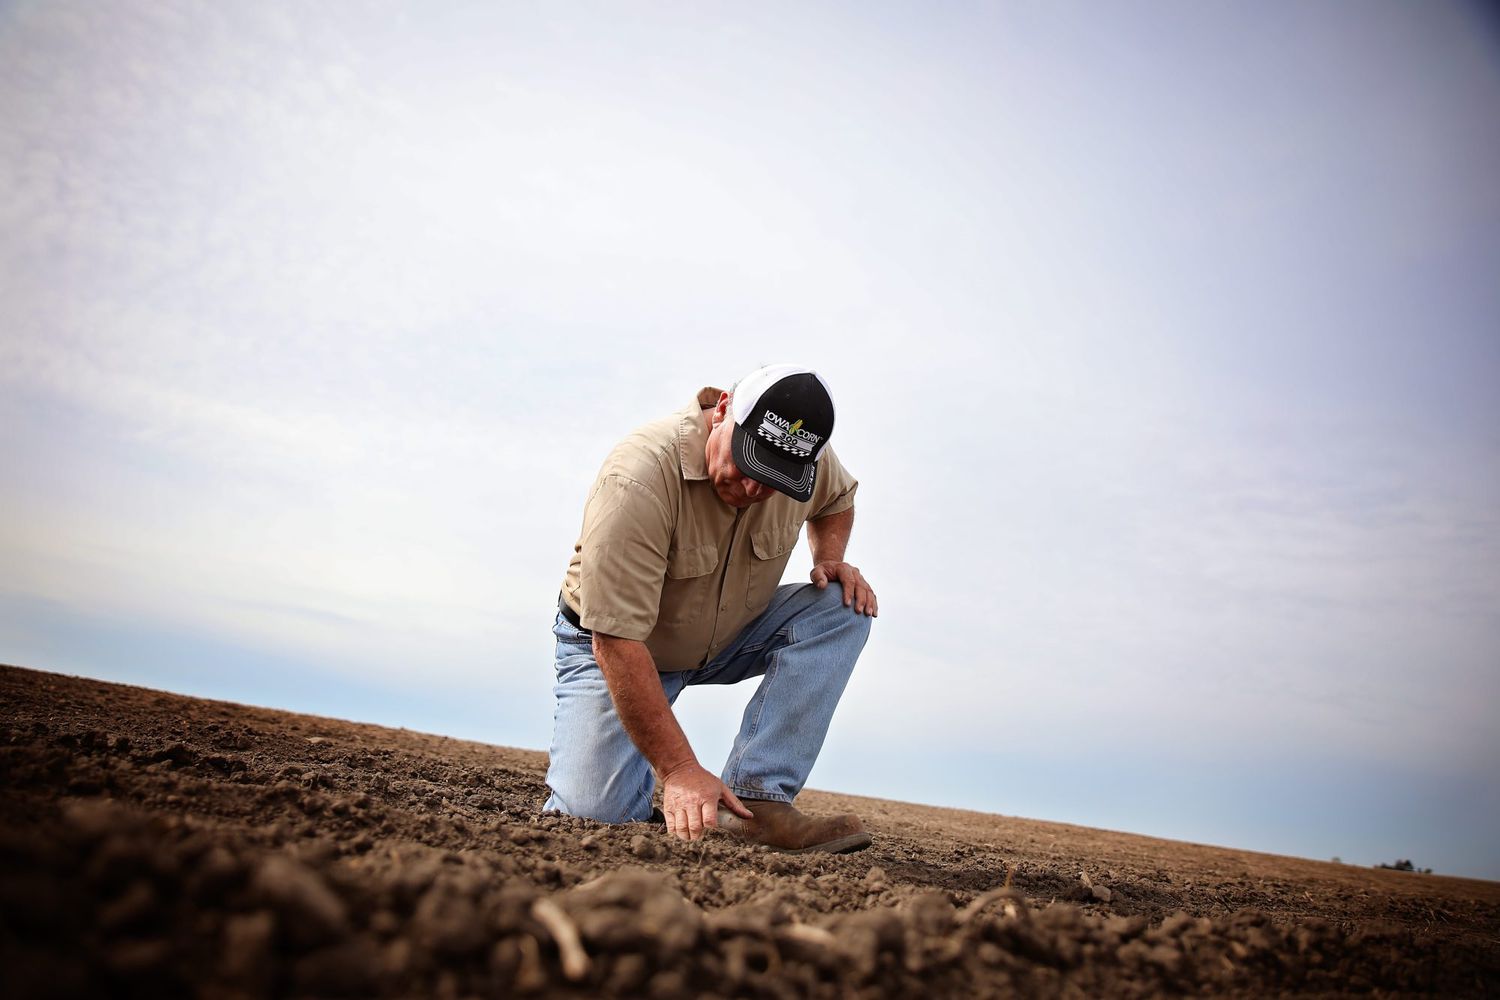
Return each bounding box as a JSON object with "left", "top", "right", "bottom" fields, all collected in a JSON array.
[{"left": 1376, "top": 859, "right": 1433, "bottom": 874}]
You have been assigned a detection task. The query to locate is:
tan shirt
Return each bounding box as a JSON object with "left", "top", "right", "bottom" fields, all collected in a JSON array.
[{"left": 561, "top": 387, "right": 858, "bottom": 671}]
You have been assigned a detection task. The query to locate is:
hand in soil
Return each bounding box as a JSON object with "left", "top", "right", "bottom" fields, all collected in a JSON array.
[{"left": 659, "top": 762, "right": 751, "bottom": 840}]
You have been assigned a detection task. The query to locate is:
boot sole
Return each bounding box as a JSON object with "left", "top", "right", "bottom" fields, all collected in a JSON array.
[{"left": 776, "top": 831, "right": 873, "bottom": 855}]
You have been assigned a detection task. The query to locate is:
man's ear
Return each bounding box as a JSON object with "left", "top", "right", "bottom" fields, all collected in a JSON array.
[{"left": 713, "top": 392, "right": 732, "bottom": 424}]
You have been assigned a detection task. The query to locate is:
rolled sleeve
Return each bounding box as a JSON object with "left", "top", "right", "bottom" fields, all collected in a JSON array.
[
  {"left": 810, "top": 446, "right": 858, "bottom": 520},
  {"left": 576, "top": 475, "right": 673, "bottom": 639}
]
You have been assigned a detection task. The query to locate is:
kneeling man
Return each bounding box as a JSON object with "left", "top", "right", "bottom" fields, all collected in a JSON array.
[{"left": 545, "top": 364, "right": 878, "bottom": 852}]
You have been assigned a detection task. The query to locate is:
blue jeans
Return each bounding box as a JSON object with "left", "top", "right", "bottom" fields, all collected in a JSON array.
[{"left": 543, "top": 582, "right": 872, "bottom": 822}]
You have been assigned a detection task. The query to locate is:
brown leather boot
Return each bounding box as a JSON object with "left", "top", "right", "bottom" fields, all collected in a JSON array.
[{"left": 715, "top": 799, "right": 872, "bottom": 854}]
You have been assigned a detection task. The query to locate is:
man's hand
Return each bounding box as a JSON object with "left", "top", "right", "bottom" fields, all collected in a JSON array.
[
  {"left": 810, "top": 560, "right": 879, "bottom": 616},
  {"left": 659, "top": 761, "right": 753, "bottom": 841}
]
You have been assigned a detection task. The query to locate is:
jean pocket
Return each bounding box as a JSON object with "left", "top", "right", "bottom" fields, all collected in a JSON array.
[{"left": 553, "top": 612, "right": 593, "bottom": 646}]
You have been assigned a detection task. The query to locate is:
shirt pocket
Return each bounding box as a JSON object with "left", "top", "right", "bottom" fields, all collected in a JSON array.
[
  {"left": 660, "top": 543, "right": 717, "bottom": 626},
  {"left": 746, "top": 525, "right": 800, "bottom": 610}
]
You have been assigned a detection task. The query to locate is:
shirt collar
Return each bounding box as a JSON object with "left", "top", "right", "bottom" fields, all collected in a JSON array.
[{"left": 678, "top": 386, "right": 723, "bottom": 481}]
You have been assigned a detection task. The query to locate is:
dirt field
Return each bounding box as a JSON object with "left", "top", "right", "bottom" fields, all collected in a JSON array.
[{"left": 3, "top": 663, "right": 1497, "bottom": 998}]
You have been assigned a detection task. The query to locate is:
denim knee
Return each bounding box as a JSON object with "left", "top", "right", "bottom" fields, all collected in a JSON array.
[
  {"left": 810, "top": 582, "right": 873, "bottom": 632},
  {"left": 544, "top": 780, "right": 651, "bottom": 825},
  {"left": 543, "top": 724, "right": 655, "bottom": 824}
]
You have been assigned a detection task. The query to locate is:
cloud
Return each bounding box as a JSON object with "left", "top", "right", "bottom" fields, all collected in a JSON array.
[{"left": 2, "top": 0, "right": 1498, "bottom": 876}]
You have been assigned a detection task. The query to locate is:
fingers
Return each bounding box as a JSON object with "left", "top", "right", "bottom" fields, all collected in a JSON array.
[
  {"left": 720, "top": 783, "right": 754, "bottom": 819},
  {"left": 813, "top": 561, "right": 880, "bottom": 616},
  {"left": 835, "top": 563, "right": 859, "bottom": 606},
  {"left": 665, "top": 778, "right": 756, "bottom": 840},
  {"left": 834, "top": 563, "right": 878, "bottom": 616},
  {"left": 855, "top": 575, "right": 878, "bottom": 617},
  {"left": 662, "top": 765, "right": 725, "bottom": 841}
]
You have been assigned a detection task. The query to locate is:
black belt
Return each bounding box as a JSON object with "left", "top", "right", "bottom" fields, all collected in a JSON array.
[{"left": 558, "top": 593, "right": 587, "bottom": 631}]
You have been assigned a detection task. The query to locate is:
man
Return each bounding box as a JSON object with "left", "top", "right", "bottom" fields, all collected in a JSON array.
[{"left": 544, "top": 363, "right": 878, "bottom": 852}]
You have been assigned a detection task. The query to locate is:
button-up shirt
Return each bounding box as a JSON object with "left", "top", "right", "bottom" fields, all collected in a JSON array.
[{"left": 561, "top": 387, "right": 858, "bottom": 671}]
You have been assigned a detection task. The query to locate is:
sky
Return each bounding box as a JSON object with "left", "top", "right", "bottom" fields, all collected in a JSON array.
[{"left": 2, "top": 1, "right": 1498, "bottom": 879}]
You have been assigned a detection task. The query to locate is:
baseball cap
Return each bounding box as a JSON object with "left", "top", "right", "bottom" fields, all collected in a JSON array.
[{"left": 729, "top": 363, "right": 836, "bottom": 503}]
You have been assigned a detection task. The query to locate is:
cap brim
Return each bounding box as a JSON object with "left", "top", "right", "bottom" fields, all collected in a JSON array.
[{"left": 732, "top": 423, "right": 816, "bottom": 502}]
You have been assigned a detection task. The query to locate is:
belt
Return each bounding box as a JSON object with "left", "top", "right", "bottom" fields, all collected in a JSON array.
[{"left": 558, "top": 593, "right": 587, "bottom": 632}]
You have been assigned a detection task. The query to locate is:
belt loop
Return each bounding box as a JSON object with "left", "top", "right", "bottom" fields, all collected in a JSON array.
[{"left": 557, "top": 592, "right": 588, "bottom": 632}]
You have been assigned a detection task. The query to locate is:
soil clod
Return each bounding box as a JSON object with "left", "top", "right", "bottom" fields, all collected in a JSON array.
[{"left": 2, "top": 663, "right": 1496, "bottom": 998}]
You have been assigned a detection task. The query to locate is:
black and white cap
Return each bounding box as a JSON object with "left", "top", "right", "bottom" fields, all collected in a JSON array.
[{"left": 729, "top": 364, "right": 835, "bottom": 503}]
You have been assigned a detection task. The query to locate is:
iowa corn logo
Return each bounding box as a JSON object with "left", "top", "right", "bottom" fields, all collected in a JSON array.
[{"left": 757, "top": 411, "right": 820, "bottom": 455}]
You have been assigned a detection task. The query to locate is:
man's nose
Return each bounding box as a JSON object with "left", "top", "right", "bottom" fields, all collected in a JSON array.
[{"left": 743, "top": 479, "right": 766, "bottom": 499}]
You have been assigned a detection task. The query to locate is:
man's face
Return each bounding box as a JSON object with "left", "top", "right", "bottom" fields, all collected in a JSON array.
[{"left": 706, "top": 394, "right": 774, "bottom": 509}]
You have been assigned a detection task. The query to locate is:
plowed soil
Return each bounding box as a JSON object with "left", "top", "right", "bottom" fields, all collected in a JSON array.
[{"left": 3, "top": 664, "right": 1497, "bottom": 998}]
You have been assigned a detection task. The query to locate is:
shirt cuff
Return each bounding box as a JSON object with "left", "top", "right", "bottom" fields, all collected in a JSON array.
[{"left": 577, "top": 611, "right": 656, "bottom": 641}]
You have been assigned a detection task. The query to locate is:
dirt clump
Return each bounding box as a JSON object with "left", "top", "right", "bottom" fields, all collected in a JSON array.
[{"left": 2, "top": 663, "right": 1497, "bottom": 997}]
